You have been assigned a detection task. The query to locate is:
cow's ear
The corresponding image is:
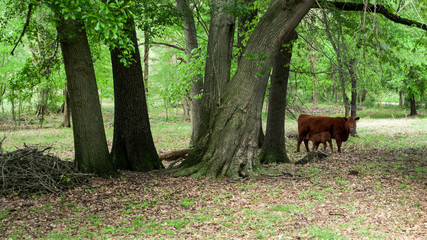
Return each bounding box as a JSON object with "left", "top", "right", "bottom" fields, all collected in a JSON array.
[
  {"left": 344, "top": 117, "right": 348, "bottom": 121},
  {"left": 355, "top": 117, "right": 360, "bottom": 121}
]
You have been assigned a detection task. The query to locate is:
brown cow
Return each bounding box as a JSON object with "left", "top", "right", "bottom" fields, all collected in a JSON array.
[
  {"left": 297, "top": 114, "right": 360, "bottom": 153},
  {"left": 305, "top": 131, "right": 333, "bottom": 152}
]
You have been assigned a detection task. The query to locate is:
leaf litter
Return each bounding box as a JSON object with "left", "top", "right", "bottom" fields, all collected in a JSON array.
[{"left": 0, "top": 146, "right": 425, "bottom": 239}]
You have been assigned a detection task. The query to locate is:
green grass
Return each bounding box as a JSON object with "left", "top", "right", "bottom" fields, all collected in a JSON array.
[
  {"left": 356, "top": 107, "right": 426, "bottom": 118},
  {"left": 307, "top": 226, "right": 345, "bottom": 239}
]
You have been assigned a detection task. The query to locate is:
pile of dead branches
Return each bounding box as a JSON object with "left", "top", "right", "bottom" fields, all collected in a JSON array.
[{"left": 0, "top": 146, "right": 90, "bottom": 197}]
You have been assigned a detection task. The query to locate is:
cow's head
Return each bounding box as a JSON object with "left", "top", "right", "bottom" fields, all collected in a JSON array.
[{"left": 344, "top": 117, "right": 360, "bottom": 135}]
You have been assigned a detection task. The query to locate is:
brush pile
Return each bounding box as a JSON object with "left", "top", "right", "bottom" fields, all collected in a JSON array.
[{"left": 0, "top": 145, "right": 90, "bottom": 197}]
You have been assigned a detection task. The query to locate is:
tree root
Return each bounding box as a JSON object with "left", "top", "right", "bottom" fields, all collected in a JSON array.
[{"left": 294, "top": 150, "right": 330, "bottom": 165}]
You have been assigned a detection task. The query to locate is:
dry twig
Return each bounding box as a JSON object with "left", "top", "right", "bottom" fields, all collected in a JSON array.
[{"left": 0, "top": 146, "right": 90, "bottom": 197}]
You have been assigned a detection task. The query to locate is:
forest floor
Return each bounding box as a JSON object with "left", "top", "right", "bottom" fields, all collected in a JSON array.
[{"left": 0, "top": 115, "right": 426, "bottom": 239}]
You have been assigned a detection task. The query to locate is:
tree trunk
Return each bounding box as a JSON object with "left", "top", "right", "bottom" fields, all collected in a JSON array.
[
  {"left": 143, "top": 37, "right": 149, "bottom": 92},
  {"left": 399, "top": 90, "right": 404, "bottom": 108},
  {"left": 110, "top": 16, "right": 163, "bottom": 171},
  {"left": 176, "top": 0, "right": 203, "bottom": 144},
  {"left": 182, "top": 95, "right": 191, "bottom": 120},
  {"left": 322, "top": 10, "right": 350, "bottom": 116},
  {"left": 36, "top": 89, "right": 49, "bottom": 117},
  {"left": 235, "top": 0, "right": 264, "bottom": 147},
  {"left": 237, "top": 0, "right": 257, "bottom": 63},
  {"left": 361, "top": 87, "right": 367, "bottom": 103},
  {"left": 37, "top": 88, "right": 49, "bottom": 128},
  {"left": 348, "top": 59, "right": 358, "bottom": 117},
  {"left": 61, "top": 86, "right": 71, "bottom": 128},
  {"left": 11, "top": 93, "right": 16, "bottom": 126},
  {"left": 260, "top": 30, "right": 297, "bottom": 164},
  {"left": 176, "top": 0, "right": 314, "bottom": 178},
  {"left": 309, "top": 51, "right": 319, "bottom": 107},
  {"left": 56, "top": 17, "right": 115, "bottom": 177},
  {"left": 341, "top": 80, "right": 350, "bottom": 117},
  {"left": 198, "top": 0, "right": 236, "bottom": 139},
  {"left": 409, "top": 93, "right": 417, "bottom": 116},
  {"left": 333, "top": 71, "right": 338, "bottom": 104}
]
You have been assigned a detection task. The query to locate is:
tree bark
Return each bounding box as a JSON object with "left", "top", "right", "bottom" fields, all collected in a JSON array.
[
  {"left": 409, "top": 93, "right": 417, "bottom": 116},
  {"left": 143, "top": 39, "right": 149, "bottom": 92},
  {"left": 176, "top": 0, "right": 314, "bottom": 178},
  {"left": 235, "top": 0, "right": 264, "bottom": 147},
  {"left": 347, "top": 58, "right": 358, "bottom": 117},
  {"left": 333, "top": 71, "right": 338, "bottom": 104},
  {"left": 60, "top": 86, "right": 71, "bottom": 128},
  {"left": 237, "top": 0, "right": 257, "bottom": 63},
  {"left": 198, "top": 0, "right": 236, "bottom": 139},
  {"left": 110, "top": 16, "right": 163, "bottom": 171},
  {"left": 56, "top": 17, "right": 115, "bottom": 177},
  {"left": 399, "top": 90, "right": 404, "bottom": 108},
  {"left": 259, "top": 30, "right": 298, "bottom": 164},
  {"left": 176, "top": 0, "right": 203, "bottom": 144}
]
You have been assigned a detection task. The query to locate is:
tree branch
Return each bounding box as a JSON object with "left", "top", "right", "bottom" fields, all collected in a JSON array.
[
  {"left": 315, "top": 1, "right": 426, "bottom": 31},
  {"left": 11, "top": 4, "right": 34, "bottom": 55},
  {"left": 144, "top": 42, "right": 186, "bottom": 52}
]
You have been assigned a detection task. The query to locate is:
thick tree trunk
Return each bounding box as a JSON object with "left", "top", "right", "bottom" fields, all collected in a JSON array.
[
  {"left": 110, "top": 16, "right": 162, "bottom": 171},
  {"left": 57, "top": 17, "right": 115, "bottom": 177},
  {"left": 235, "top": 0, "right": 264, "bottom": 147},
  {"left": 61, "top": 87, "right": 71, "bottom": 128},
  {"left": 176, "top": 0, "right": 203, "bottom": 144},
  {"left": 198, "top": 0, "right": 236, "bottom": 139},
  {"left": 259, "top": 30, "right": 297, "bottom": 164},
  {"left": 176, "top": 0, "right": 314, "bottom": 178}
]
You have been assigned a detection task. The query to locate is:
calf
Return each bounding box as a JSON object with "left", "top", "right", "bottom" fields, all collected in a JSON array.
[
  {"left": 305, "top": 131, "right": 333, "bottom": 152},
  {"left": 297, "top": 114, "right": 360, "bottom": 153}
]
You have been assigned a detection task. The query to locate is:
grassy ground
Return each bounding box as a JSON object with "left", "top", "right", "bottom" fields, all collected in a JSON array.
[{"left": 0, "top": 105, "right": 426, "bottom": 239}]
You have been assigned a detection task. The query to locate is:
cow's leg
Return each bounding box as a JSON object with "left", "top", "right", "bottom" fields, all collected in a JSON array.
[
  {"left": 304, "top": 139, "right": 310, "bottom": 152},
  {"left": 336, "top": 138, "right": 342, "bottom": 153},
  {"left": 297, "top": 138, "right": 310, "bottom": 152},
  {"left": 297, "top": 134, "right": 304, "bottom": 152},
  {"left": 322, "top": 141, "right": 327, "bottom": 150},
  {"left": 328, "top": 140, "right": 333, "bottom": 153}
]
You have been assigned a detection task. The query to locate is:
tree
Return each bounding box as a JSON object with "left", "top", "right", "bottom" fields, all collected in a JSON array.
[
  {"left": 175, "top": 0, "right": 426, "bottom": 178},
  {"left": 259, "top": 30, "right": 298, "bottom": 164},
  {"left": 110, "top": 14, "right": 163, "bottom": 171},
  {"left": 406, "top": 65, "right": 426, "bottom": 116},
  {"left": 176, "top": 0, "right": 203, "bottom": 144},
  {"left": 60, "top": 85, "right": 71, "bottom": 127},
  {"left": 176, "top": 0, "right": 314, "bottom": 178},
  {"left": 198, "top": 0, "right": 236, "bottom": 140},
  {"left": 321, "top": 11, "right": 352, "bottom": 116},
  {"left": 56, "top": 15, "right": 115, "bottom": 176}
]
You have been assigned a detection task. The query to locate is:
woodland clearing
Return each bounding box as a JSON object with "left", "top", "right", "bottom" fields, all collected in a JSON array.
[{"left": 0, "top": 116, "right": 426, "bottom": 239}]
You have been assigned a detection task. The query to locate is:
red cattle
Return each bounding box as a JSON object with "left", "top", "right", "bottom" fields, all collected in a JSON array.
[
  {"left": 297, "top": 114, "right": 360, "bottom": 153},
  {"left": 305, "top": 131, "right": 333, "bottom": 152}
]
